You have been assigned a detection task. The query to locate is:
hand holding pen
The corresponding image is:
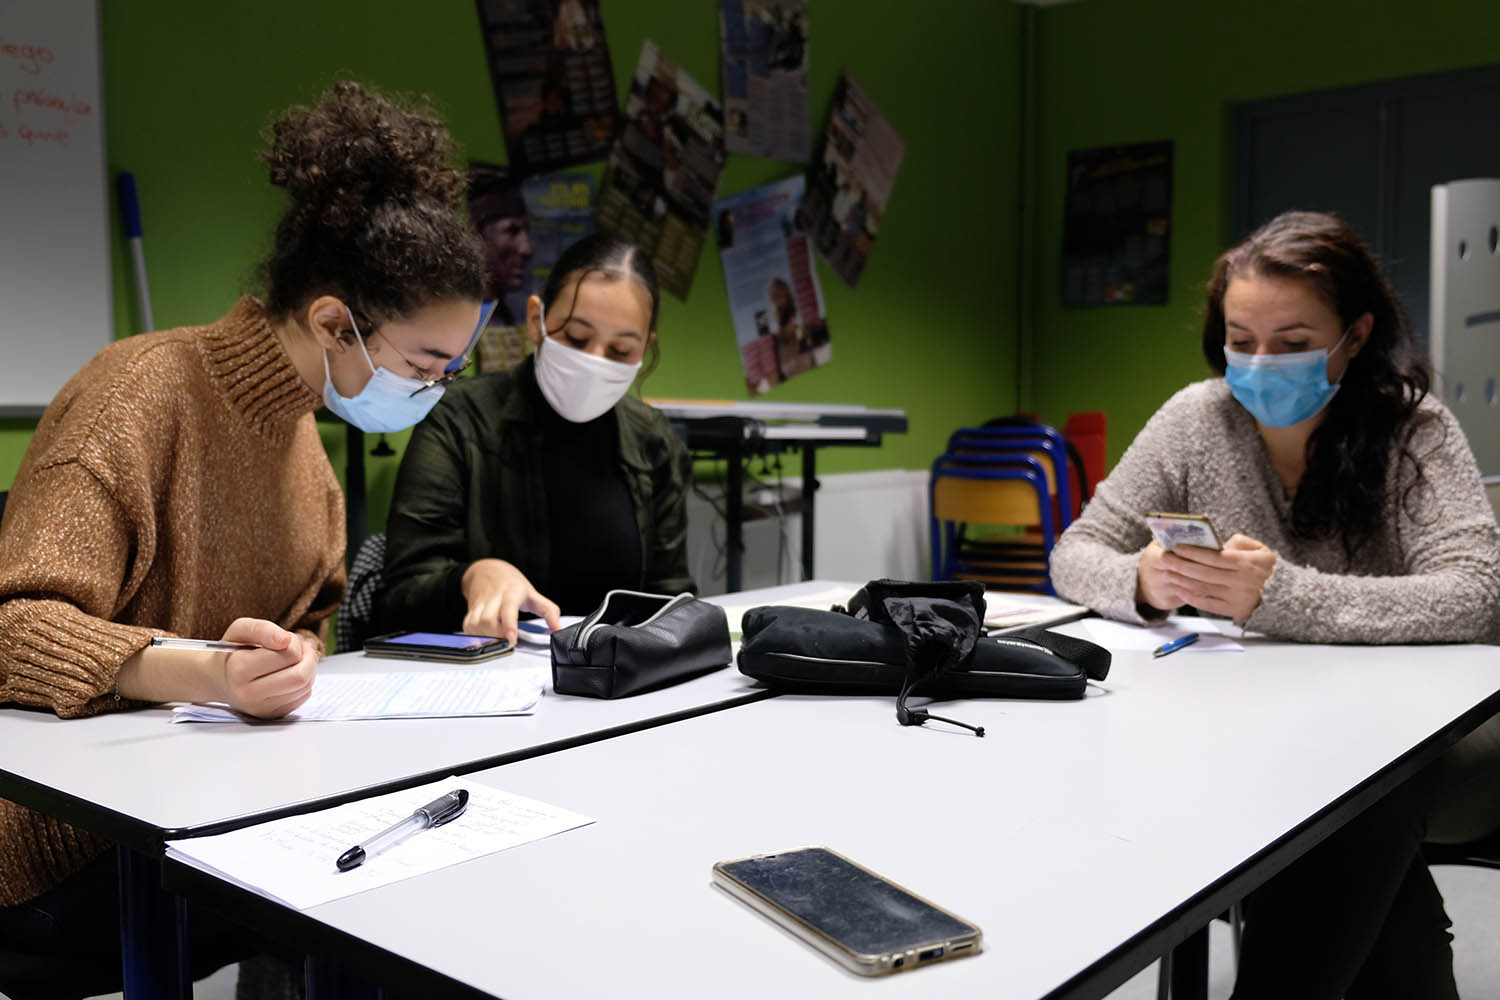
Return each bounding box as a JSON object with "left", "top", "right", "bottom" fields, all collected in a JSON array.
[
  {"left": 152, "top": 618, "right": 318, "bottom": 718},
  {"left": 337, "top": 790, "right": 470, "bottom": 871}
]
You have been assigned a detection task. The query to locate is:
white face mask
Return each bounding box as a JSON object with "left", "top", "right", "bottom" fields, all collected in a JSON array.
[{"left": 533, "top": 302, "right": 642, "bottom": 423}]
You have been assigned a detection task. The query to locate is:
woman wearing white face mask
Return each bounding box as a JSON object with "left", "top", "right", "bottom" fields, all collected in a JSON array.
[
  {"left": 381, "top": 232, "right": 694, "bottom": 644},
  {"left": 1050, "top": 211, "right": 1500, "bottom": 998},
  {"left": 0, "top": 82, "right": 485, "bottom": 994}
]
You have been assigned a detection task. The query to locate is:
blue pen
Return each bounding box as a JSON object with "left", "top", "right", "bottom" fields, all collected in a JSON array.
[{"left": 1152, "top": 633, "right": 1200, "bottom": 658}]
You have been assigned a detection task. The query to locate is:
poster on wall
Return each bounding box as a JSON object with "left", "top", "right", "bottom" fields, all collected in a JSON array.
[
  {"left": 595, "top": 40, "right": 727, "bottom": 299},
  {"left": 718, "top": 0, "right": 811, "bottom": 162},
  {"left": 715, "top": 175, "right": 831, "bottom": 396},
  {"left": 796, "top": 73, "right": 904, "bottom": 289},
  {"left": 474, "top": 0, "right": 620, "bottom": 175},
  {"left": 468, "top": 163, "right": 596, "bottom": 372},
  {"left": 1061, "top": 141, "right": 1172, "bottom": 306}
]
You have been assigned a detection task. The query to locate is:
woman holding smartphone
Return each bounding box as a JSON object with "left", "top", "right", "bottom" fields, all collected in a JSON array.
[
  {"left": 380, "top": 232, "right": 694, "bottom": 644},
  {"left": 0, "top": 82, "right": 484, "bottom": 994},
  {"left": 1050, "top": 210, "right": 1500, "bottom": 997}
]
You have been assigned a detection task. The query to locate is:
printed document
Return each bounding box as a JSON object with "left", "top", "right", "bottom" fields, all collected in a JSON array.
[
  {"left": 165, "top": 778, "right": 594, "bottom": 909},
  {"left": 170, "top": 668, "right": 544, "bottom": 723},
  {"left": 1081, "top": 616, "right": 1245, "bottom": 653}
]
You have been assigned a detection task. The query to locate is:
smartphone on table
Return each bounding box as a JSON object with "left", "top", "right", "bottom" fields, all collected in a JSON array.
[
  {"left": 712, "top": 846, "right": 982, "bottom": 976},
  {"left": 362, "top": 631, "right": 514, "bottom": 663},
  {"left": 1145, "top": 511, "right": 1224, "bottom": 551}
]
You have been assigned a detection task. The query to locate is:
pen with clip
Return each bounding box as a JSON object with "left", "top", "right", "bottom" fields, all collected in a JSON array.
[
  {"left": 336, "top": 789, "right": 470, "bottom": 872},
  {"left": 1152, "top": 633, "right": 1200, "bottom": 658}
]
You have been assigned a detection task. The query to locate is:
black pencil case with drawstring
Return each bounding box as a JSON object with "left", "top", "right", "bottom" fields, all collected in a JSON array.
[{"left": 736, "top": 581, "right": 1110, "bottom": 700}]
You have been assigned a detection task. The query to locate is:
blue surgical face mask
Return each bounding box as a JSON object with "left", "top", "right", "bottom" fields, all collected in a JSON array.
[
  {"left": 321, "top": 310, "right": 444, "bottom": 433},
  {"left": 1223, "top": 332, "right": 1350, "bottom": 428}
]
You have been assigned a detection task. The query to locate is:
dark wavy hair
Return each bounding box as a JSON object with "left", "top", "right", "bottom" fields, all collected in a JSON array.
[
  {"left": 1201, "top": 211, "right": 1434, "bottom": 555},
  {"left": 540, "top": 232, "right": 662, "bottom": 382},
  {"left": 258, "top": 81, "right": 484, "bottom": 328}
]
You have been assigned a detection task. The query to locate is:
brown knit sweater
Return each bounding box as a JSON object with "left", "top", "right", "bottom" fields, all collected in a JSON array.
[{"left": 0, "top": 297, "right": 346, "bottom": 906}]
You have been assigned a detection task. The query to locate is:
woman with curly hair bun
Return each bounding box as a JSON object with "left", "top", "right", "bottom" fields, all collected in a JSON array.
[
  {"left": 1051, "top": 210, "right": 1500, "bottom": 997},
  {"left": 0, "top": 81, "right": 484, "bottom": 994}
]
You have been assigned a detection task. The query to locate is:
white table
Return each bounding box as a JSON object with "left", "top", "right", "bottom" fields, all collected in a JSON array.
[
  {"left": 0, "top": 580, "right": 837, "bottom": 999},
  {"left": 166, "top": 635, "right": 1500, "bottom": 999}
]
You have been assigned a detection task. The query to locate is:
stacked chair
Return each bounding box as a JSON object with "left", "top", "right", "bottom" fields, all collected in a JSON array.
[{"left": 929, "top": 417, "right": 1101, "bottom": 594}]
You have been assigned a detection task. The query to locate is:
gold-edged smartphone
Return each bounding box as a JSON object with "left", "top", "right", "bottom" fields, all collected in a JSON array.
[
  {"left": 712, "top": 846, "right": 982, "bottom": 976},
  {"left": 1144, "top": 511, "right": 1224, "bottom": 551}
]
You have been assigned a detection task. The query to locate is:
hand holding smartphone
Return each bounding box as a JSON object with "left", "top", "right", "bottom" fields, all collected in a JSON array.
[
  {"left": 1145, "top": 511, "right": 1223, "bottom": 551},
  {"left": 713, "top": 846, "right": 982, "bottom": 976}
]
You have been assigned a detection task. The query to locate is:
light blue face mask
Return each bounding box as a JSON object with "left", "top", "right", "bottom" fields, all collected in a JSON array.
[
  {"left": 1223, "top": 332, "right": 1350, "bottom": 428},
  {"left": 321, "top": 311, "right": 444, "bottom": 434}
]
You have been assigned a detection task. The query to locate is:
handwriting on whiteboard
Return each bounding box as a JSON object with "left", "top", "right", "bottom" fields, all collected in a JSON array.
[{"left": 0, "top": 33, "right": 82, "bottom": 148}]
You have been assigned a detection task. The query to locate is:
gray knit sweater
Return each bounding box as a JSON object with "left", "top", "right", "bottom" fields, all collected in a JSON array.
[{"left": 1049, "top": 379, "right": 1500, "bottom": 643}]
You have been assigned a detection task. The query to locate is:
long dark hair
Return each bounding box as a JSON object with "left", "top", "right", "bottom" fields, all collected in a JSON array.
[
  {"left": 540, "top": 232, "right": 662, "bottom": 381},
  {"left": 259, "top": 81, "right": 484, "bottom": 327},
  {"left": 1201, "top": 211, "right": 1433, "bottom": 555}
]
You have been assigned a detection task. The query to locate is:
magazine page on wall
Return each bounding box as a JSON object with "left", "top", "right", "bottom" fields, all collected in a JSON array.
[
  {"left": 719, "top": 0, "right": 811, "bottom": 163},
  {"left": 595, "top": 40, "right": 727, "bottom": 299},
  {"left": 715, "top": 176, "right": 831, "bottom": 396},
  {"left": 468, "top": 162, "right": 596, "bottom": 373},
  {"left": 475, "top": 0, "right": 620, "bottom": 174},
  {"left": 796, "top": 73, "right": 905, "bottom": 289}
]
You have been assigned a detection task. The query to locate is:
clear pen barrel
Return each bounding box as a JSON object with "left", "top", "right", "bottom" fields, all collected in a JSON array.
[{"left": 360, "top": 812, "right": 426, "bottom": 857}]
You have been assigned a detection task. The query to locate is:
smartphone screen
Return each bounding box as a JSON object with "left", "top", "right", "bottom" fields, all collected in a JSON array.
[
  {"left": 1144, "top": 512, "right": 1223, "bottom": 551},
  {"left": 363, "top": 631, "right": 513, "bottom": 661},
  {"left": 382, "top": 632, "right": 504, "bottom": 650},
  {"left": 715, "top": 847, "right": 979, "bottom": 966}
]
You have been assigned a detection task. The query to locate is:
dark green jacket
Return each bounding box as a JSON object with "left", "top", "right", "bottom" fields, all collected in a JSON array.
[{"left": 378, "top": 356, "right": 694, "bottom": 630}]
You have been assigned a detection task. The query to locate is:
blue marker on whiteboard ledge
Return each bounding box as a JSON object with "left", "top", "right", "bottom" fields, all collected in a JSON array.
[
  {"left": 117, "top": 172, "right": 154, "bottom": 333},
  {"left": 1152, "top": 633, "right": 1200, "bottom": 658}
]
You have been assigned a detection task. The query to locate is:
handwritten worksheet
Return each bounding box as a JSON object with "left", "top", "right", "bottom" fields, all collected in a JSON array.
[
  {"left": 170, "top": 669, "right": 545, "bottom": 723},
  {"left": 165, "top": 778, "right": 595, "bottom": 909}
]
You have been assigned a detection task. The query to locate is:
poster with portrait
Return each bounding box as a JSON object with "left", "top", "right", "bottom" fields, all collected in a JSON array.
[
  {"left": 1061, "top": 141, "right": 1172, "bottom": 306},
  {"left": 474, "top": 0, "right": 620, "bottom": 175},
  {"left": 795, "top": 73, "right": 904, "bottom": 289},
  {"left": 715, "top": 176, "right": 831, "bottom": 396},
  {"left": 468, "top": 163, "right": 596, "bottom": 372},
  {"left": 719, "top": 0, "right": 811, "bottom": 162},
  {"left": 595, "top": 40, "right": 727, "bottom": 299}
]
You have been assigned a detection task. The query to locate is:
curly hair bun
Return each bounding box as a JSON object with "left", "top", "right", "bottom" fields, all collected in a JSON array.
[
  {"left": 263, "top": 81, "right": 465, "bottom": 232},
  {"left": 258, "top": 81, "right": 484, "bottom": 323}
]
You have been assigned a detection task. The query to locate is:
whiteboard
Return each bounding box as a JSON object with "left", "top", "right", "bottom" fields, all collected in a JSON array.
[{"left": 0, "top": 0, "right": 111, "bottom": 414}]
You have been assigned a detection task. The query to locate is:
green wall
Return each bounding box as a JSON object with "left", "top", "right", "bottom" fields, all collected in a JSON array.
[
  {"left": 1028, "top": 0, "right": 1500, "bottom": 465},
  {"left": 0, "top": 0, "right": 1023, "bottom": 532}
]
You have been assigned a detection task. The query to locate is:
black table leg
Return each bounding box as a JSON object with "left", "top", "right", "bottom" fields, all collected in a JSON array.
[
  {"left": 306, "top": 955, "right": 384, "bottom": 999},
  {"left": 800, "top": 444, "right": 817, "bottom": 581},
  {"left": 725, "top": 437, "right": 744, "bottom": 593},
  {"left": 346, "top": 424, "right": 366, "bottom": 569},
  {"left": 1168, "top": 924, "right": 1210, "bottom": 1000},
  {"left": 117, "top": 846, "right": 190, "bottom": 1000}
]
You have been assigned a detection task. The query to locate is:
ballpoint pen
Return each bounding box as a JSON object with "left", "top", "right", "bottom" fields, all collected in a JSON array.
[
  {"left": 336, "top": 790, "right": 470, "bottom": 872},
  {"left": 1152, "top": 633, "right": 1200, "bottom": 658},
  {"left": 150, "top": 637, "right": 258, "bottom": 651}
]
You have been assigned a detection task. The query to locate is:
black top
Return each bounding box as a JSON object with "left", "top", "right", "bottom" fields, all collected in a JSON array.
[
  {"left": 530, "top": 368, "right": 642, "bottom": 614},
  {"left": 377, "top": 355, "right": 694, "bottom": 634}
]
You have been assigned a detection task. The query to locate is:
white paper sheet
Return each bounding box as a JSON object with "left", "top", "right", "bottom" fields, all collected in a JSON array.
[
  {"left": 982, "top": 591, "right": 1089, "bottom": 630},
  {"left": 165, "top": 778, "right": 594, "bottom": 909},
  {"left": 1080, "top": 617, "right": 1245, "bottom": 654},
  {"left": 170, "top": 668, "right": 544, "bottom": 723}
]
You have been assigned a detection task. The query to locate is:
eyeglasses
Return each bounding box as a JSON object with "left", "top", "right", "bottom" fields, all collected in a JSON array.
[{"left": 371, "top": 330, "right": 472, "bottom": 397}]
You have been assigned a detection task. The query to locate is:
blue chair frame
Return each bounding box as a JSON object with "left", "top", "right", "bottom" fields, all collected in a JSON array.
[{"left": 929, "top": 457, "right": 1055, "bottom": 592}]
